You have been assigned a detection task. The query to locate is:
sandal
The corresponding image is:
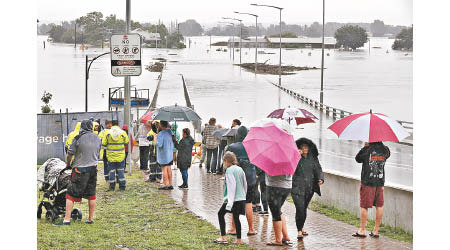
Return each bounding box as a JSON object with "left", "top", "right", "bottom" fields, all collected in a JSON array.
[
  {"left": 227, "top": 232, "right": 237, "bottom": 236},
  {"left": 302, "top": 231, "right": 309, "bottom": 236},
  {"left": 247, "top": 232, "right": 257, "bottom": 236},
  {"left": 213, "top": 239, "right": 228, "bottom": 245},
  {"left": 352, "top": 232, "right": 367, "bottom": 238},
  {"left": 369, "top": 232, "right": 380, "bottom": 238},
  {"left": 297, "top": 235, "right": 303, "bottom": 241},
  {"left": 266, "top": 241, "right": 283, "bottom": 246}
]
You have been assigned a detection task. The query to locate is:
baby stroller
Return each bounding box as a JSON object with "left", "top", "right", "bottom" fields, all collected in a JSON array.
[{"left": 37, "top": 158, "right": 82, "bottom": 222}]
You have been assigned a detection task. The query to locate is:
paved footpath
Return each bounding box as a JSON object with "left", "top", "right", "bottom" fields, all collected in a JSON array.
[{"left": 143, "top": 165, "right": 412, "bottom": 250}]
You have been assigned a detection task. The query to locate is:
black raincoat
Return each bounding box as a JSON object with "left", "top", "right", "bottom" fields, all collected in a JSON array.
[
  {"left": 292, "top": 138, "right": 324, "bottom": 196},
  {"left": 176, "top": 135, "right": 195, "bottom": 170}
]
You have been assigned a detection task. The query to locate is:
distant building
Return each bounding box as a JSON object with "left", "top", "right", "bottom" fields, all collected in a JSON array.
[
  {"left": 226, "top": 36, "right": 336, "bottom": 49},
  {"left": 266, "top": 37, "right": 336, "bottom": 49},
  {"left": 227, "top": 36, "right": 267, "bottom": 48},
  {"left": 132, "top": 28, "right": 161, "bottom": 46}
]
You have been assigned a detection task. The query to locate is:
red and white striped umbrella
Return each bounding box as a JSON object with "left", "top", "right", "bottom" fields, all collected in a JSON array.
[
  {"left": 328, "top": 111, "right": 410, "bottom": 143},
  {"left": 267, "top": 107, "right": 318, "bottom": 125}
]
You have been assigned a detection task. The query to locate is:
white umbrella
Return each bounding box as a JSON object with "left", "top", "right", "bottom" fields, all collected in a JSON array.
[{"left": 249, "top": 118, "right": 294, "bottom": 135}]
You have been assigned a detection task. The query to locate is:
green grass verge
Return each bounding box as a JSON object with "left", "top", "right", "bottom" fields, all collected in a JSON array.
[
  {"left": 37, "top": 165, "right": 251, "bottom": 250},
  {"left": 286, "top": 196, "right": 412, "bottom": 244}
]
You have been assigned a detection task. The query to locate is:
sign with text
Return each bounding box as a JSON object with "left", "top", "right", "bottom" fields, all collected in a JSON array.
[{"left": 110, "top": 34, "right": 142, "bottom": 76}]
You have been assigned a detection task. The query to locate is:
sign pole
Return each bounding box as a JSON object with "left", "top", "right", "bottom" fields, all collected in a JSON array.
[{"left": 125, "top": 0, "right": 132, "bottom": 175}]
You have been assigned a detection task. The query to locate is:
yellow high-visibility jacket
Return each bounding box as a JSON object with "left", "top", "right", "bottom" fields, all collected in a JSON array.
[
  {"left": 98, "top": 128, "right": 110, "bottom": 159},
  {"left": 102, "top": 126, "right": 129, "bottom": 162},
  {"left": 65, "top": 122, "right": 81, "bottom": 149},
  {"left": 93, "top": 121, "right": 99, "bottom": 135},
  {"left": 146, "top": 129, "right": 157, "bottom": 153}
]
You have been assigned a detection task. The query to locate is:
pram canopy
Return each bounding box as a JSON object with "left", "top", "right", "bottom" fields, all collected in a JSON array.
[{"left": 37, "top": 158, "right": 70, "bottom": 191}]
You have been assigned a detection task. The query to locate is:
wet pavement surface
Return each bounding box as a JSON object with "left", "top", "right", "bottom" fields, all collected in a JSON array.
[{"left": 143, "top": 166, "right": 412, "bottom": 250}]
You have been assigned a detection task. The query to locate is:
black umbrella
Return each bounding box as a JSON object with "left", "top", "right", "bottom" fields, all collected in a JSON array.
[
  {"left": 223, "top": 127, "right": 238, "bottom": 137},
  {"left": 153, "top": 104, "right": 202, "bottom": 122},
  {"left": 212, "top": 128, "right": 229, "bottom": 140}
]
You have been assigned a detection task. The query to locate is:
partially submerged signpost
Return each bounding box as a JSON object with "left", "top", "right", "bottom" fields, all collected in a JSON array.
[
  {"left": 110, "top": 34, "right": 142, "bottom": 77},
  {"left": 110, "top": 0, "right": 140, "bottom": 175}
]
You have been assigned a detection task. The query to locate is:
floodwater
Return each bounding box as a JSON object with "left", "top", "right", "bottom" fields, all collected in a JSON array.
[{"left": 37, "top": 35, "right": 413, "bottom": 188}]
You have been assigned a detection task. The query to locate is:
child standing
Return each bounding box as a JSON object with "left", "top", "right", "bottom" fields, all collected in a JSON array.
[{"left": 215, "top": 152, "right": 247, "bottom": 245}]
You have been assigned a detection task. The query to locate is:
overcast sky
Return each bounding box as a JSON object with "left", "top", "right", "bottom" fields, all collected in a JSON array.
[{"left": 38, "top": 0, "right": 412, "bottom": 27}]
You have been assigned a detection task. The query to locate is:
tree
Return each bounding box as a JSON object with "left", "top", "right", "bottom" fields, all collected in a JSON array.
[
  {"left": 268, "top": 32, "right": 297, "bottom": 38},
  {"left": 370, "top": 20, "right": 386, "bottom": 37},
  {"left": 306, "top": 22, "right": 322, "bottom": 37},
  {"left": 334, "top": 25, "right": 368, "bottom": 50},
  {"left": 166, "top": 32, "right": 186, "bottom": 49},
  {"left": 41, "top": 91, "right": 54, "bottom": 113},
  {"left": 178, "top": 19, "right": 203, "bottom": 36},
  {"left": 392, "top": 27, "right": 413, "bottom": 50},
  {"left": 48, "top": 25, "right": 66, "bottom": 42}
]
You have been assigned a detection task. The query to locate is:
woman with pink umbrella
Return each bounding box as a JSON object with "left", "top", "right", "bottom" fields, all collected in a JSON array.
[{"left": 243, "top": 123, "right": 300, "bottom": 246}]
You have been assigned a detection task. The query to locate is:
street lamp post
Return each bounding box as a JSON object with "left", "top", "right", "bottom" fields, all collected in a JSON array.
[
  {"left": 218, "top": 21, "right": 235, "bottom": 59},
  {"left": 251, "top": 3, "right": 283, "bottom": 85},
  {"left": 223, "top": 17, "right": 243, "bottom": 64},
  {"left": 234, "top": 11, "right": 259, "bottom": 73},
  {"left": 85, "top": 52, "right": 111, "bottom": 112},
  {"left": 320, "top": 0, "right": 325, "bottom": 104}
]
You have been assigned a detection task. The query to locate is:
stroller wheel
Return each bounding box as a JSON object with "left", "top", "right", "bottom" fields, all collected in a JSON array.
[
  {"left": 71, "top": 208, "right": 82, "bottom": 220},
  {"left": 45, "top": 210, "right": 57, "bottom": 222}
]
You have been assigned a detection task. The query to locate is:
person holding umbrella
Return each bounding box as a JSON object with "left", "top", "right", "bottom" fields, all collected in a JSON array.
[
  {"left": 292, "top": 138, "right": 324, "bottom": 240},
  {"left": 353, "top": 141, "right": 390, "bottom": 238},
  {"left": 175, "top": 128, "right": 195, "bottom": 189}
]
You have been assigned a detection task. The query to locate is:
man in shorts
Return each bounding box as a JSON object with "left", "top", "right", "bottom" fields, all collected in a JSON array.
[
  {"left": 56, "top": 120, "right": 101, "bottom": 225},
  {"left": 352, "top": 142, "right": 390, "bottom": 238}
]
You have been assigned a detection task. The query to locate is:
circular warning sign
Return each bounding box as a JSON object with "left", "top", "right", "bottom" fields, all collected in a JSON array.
[
  {"left": 132, "top": 47, "right": 139, "bottom": 54},
  {"left": 122, "top": 47, "right": 129, "bottom": 54},
  {"left": 113, "top": 47, "right": 120, "bottom": 54}
]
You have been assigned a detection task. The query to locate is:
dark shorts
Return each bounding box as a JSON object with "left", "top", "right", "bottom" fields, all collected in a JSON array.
[
  {"left": 246, "top": 184, "right": 257, "bottom": 203},
  {"left": 224, "top": 200, "right": 246, "bottom": 215},
  {"left": 267, "top": 186, "right": 291, "bottom": 221},
  {"left": 66, "top": 167, "right": 97, "bottom": 202},
  {"left": 158, "top": 161, "right": 173, "bottom": 168},
  {"left": 360, "top": 184, "right": 384, "bottom": 208}
]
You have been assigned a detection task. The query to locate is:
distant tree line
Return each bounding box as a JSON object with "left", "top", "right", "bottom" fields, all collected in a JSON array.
[
  {"left": 40, "top": 12, "right": 185, "bottom": 48},
  {"left": 205, "top": 20, "right": 409, "bottom": 38}
]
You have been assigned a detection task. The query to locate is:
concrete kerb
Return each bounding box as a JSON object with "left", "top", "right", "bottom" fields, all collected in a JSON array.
[{"left": 313, "top": 170, "right": 413, "bottom": 233}]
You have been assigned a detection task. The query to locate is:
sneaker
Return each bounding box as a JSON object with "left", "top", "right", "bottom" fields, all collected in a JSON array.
[
  {"left": 207, "top": 170, "right": 211, "bottom": 174},
  {"left": 85, "top": 220, "right": 94, "bottom": 224},
  {"left": 119, "top": 187, "right": 126, "bottom": 191},
  {"left": 178, "top": 184, "right": 185, "bottom": 189},
  {"left": 54, "top": 221, "right": 71, "bottom": 226},
  {"left": 158, "top": 186, "right": 169, "bottom": 190},
  {"left": 168, "top": 186, "right": 174, "bottom": 190},
  {"left": 183, "top": 185, "right": 189, "bottom": 189}
]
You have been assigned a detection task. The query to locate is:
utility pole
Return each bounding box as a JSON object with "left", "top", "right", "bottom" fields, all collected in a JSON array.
[
  {"left": 320, "top": 0, "right": 325, "bottom": 104},
  {"left": 234, "top": 11, "right": 259, "bottom": 72},
  {"left": 125, "top": 0, "right": 132, "bottom": 175},
  {"left": 74, "top": 20, "right": 77, "bottom": 49}
]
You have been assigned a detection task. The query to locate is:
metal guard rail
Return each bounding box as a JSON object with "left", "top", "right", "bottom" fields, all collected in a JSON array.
[{"left": 270, "top": 81, "right": 414, "bottom": 133}]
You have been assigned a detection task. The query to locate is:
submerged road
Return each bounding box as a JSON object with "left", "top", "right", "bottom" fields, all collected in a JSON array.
[{"left": 151, "top": 55, "right": 412, "bottom": 190}]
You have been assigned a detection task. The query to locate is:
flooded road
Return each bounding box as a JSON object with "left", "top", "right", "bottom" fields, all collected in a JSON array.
[{"left": 37, "top": 35, "right": 413, "bottom": 188}]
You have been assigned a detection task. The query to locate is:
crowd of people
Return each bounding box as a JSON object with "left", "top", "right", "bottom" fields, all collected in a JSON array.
[{"left": 57, "top": 115, "right": 391, "bottom": 248}]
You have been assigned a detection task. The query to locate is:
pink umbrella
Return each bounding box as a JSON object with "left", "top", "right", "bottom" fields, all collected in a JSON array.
[
  {"left": 140, "top": 110, "right": 157, "bottom": 123},
  {"left": 267, "top": 107, "right": 318, "bottom": 125},
  {"left": 328, "top": 111, "right": 410, "bottom": 143},
  {"left": 243, "top": 124, "right": 301, "bottom": 176}
]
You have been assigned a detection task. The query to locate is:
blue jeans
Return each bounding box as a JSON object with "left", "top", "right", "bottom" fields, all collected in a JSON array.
[
  {"left": 108, "top": 161, "right": 126, "bottom": 189},
  {"left": 206, "top": 148, "right": 218, "bottom": 173},
  {"left": 180, "top": 169, "right": 188, "bottom": 185}
]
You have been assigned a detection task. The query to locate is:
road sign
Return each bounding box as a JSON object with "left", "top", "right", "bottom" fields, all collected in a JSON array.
[{"left": 110, "top": 34, "right": 142, "bottom": 77}]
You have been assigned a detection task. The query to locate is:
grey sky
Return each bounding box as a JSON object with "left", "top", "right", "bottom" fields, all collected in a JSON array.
[{"left": 38, "top": 0, "right": 412, "bottom": 27}]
